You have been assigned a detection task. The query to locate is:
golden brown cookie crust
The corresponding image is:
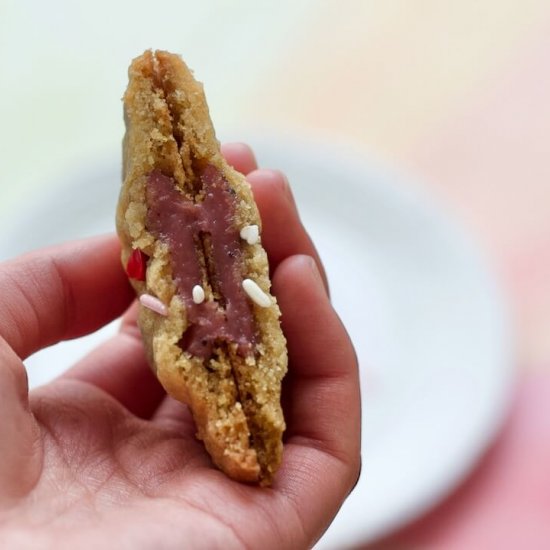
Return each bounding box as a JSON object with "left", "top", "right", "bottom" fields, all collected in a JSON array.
[{"left": 117, "top": 50, "right": 287, "bottom": 484}]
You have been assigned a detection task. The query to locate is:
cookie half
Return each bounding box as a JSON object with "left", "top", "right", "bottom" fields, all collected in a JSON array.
[{"left": 117, "top": 50, "right": 287, "bottom": 484}]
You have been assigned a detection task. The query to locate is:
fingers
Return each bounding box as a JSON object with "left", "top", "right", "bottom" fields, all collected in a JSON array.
[
  {"left": 274, "top": 254, "right": 360, "bottom": 460},
  {"left": 0, "top": 231, "right": 132, "bottom": 485},
  {"left": 0, "top": 235, "right": 134, "bottom": 360},
  {"left": 224, "top": 141, "right": 328, "bottom": 290},
  {"left": 272, "top": 255, "right": 361, "bottom": 537},
  {"left": 247, "top": 169, "right": 329, "bottom": 293},
  {"left": 61, "top": 302, "right": 166, "bottom": 418},
  {"left": 221, "top": 142, "right": 258, "bottom": 175}
]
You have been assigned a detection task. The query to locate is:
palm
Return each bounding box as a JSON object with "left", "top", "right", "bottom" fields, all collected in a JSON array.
[
  {"left": 30, "top": 382, "right": 256, "bottom": 548},
  {"left": 0, "top": 146, "right": 360, "bottom": 549},
  {"left": 18, "top": 367, "right": 349, "bottom": 549}
]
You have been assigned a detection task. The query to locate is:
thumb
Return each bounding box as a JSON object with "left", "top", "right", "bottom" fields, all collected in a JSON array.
[{"left": 0, "top": 338, "right": 41, "bottom": 501}]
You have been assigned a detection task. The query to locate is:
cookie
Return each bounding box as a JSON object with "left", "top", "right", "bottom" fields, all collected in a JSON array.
[{"left": 117, "top": 50, "right": 287, "bottom": 484}]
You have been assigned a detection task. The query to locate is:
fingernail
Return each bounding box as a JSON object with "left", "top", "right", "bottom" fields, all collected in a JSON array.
[
  {"left": 253, "top": 169, "right": 294, "bottom": 205},
  {"left": 306, "top": 256, "right": 324, "bottom": 288},
  {"left": 222, "top": 141, "right": 251, "bottom": 152},
  {"left": 222, "top": 142, "right": 256, "bottom": 160},
  {"left": 305, "top": 255, "right": 330, "bottom": 297}
]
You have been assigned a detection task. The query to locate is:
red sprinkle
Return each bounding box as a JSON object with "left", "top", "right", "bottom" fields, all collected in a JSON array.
[{"left": 126, "top": 248, "right": 148, "bottom": 281}]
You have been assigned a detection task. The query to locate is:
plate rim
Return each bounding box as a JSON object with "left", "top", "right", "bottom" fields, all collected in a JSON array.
[{"left": 0, "top": 128, "right": 515, "bottom": 547}]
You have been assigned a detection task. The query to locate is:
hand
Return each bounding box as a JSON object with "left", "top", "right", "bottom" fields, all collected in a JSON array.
[{"left": 0, "top": 144, "right": 360, "bottom": 549}]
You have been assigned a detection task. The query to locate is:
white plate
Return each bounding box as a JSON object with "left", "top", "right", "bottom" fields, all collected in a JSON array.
[{"left": 0, "top": 132, "right": 512, "bottom": 547}]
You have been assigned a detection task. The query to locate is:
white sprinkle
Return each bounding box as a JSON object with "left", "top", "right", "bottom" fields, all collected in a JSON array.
[
  {"left": 242, "top": 278, "right": 272, "bottom": 308},
  {"left": 192, "top": 284, "right": 205, "bottom": 304},
  {"left": 240, "top": 224, "right": 260, "bottom": 245},
  {"left": 139, "top": 294, "right": 168, "bottom": 316}
]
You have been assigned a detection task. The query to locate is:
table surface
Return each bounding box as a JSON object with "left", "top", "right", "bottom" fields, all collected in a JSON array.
[{"left": 2, "top": 2, "right": 550, "bottom": 548}]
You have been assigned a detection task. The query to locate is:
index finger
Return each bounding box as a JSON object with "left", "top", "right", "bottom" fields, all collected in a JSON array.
[
  {"left": 272, "top": 255, "right": 361, "bottom": 541},
  {"left": 247, "top": 168, "right": 329, "bottom": 294},
  {"left": 224, "top": 141, "right": 328, "bottom": 292}
]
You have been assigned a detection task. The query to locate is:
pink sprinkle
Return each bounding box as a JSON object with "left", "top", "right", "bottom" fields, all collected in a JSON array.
[{"left": 139, "top": 294, "right": 168, "bottom": 316}]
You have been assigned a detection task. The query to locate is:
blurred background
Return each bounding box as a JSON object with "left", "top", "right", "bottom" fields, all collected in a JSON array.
[{"left": 2, "top": 1, "right": 550, "bottom": 548}]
